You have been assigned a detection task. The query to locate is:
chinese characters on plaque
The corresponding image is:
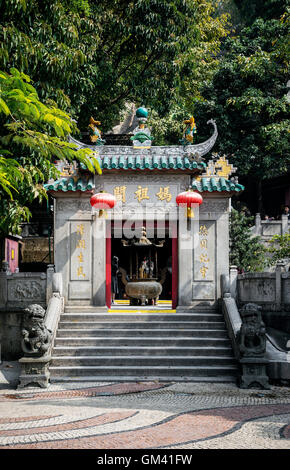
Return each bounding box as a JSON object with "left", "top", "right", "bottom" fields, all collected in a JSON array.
[
  {"left": 76, "top": 224, "right": 86, "bottom": 279},
  {"left": 113, "top": 185, "right": 173, "bottom": 204},
  {"left": 135, "top": 186, "right": 150, "bottom": 203},
  {"left": 114, "top": 185, "right": 127, "bottom": 203},
  {"left": 70, "top": 221, "right": 91, "bottom": 281},
  {"left": 199, "top": 224, "right": 210, "bottom": 279}
]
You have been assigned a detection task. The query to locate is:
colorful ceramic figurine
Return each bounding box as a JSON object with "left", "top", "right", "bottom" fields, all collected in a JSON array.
[
  {"left": 88, "top": 117, "right": 106, "bottom": 145},
  {"left": 180, "top": 116, "right": 197, "bottom": 145},
  {"left": 131, "top": 107, "right": 154, "bottom": 148}
]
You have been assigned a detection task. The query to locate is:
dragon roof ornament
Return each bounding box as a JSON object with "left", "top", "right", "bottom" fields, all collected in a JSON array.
[
  {"left": 69, "top": 119, "right": 217, "bottom": 158},
  {"left": 182, "top": 119, "right": 218, "bottom": 158}
]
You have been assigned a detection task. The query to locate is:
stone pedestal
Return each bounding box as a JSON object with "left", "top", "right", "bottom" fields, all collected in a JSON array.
[
  {"left": 18, "top": 355, "right": 51, "bottom": 388},
  {"left": 239, "top": 358, "right": 270, "bottom": 389}
]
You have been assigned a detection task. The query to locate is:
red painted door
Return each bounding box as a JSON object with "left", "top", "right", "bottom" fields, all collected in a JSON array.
[
  {"left": 106, "top": 222, "right": 111, "bottom": 309},
  {"left": 5, "top": 238, "right": 19, "bottom": 273},
  {"left": 172, "top": 236, "right": 178, "bottom": 309}
]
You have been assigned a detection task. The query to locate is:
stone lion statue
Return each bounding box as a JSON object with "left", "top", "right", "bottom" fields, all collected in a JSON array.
[
  {"left": 21, "top": 304, "right": 52, "bottom": 357},
  {"left": 237, "top": 303, "right": 266, "bottom": 357}
]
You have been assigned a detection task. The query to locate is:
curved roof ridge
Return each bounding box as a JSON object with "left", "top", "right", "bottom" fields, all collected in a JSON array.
[{"left": 192, "top": 176, "right": 244, "bottom": 193}]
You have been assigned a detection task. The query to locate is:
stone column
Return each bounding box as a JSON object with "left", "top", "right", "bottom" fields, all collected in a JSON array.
[
  {"left": 178, "top": 210, "right": 194, "bottom": 306},
  {"left": 216, "top": 212, "right": 230, "bottom": 301},
  {"left": 229, "top": 265, "right": 238, "bottom": 299},
  {"left": 92, "top": 214, "right": 106, "bottom": 306},
  {"left": 52, "top": 273, "right": 63, "bottom": 297},
  {"left": 0, "top": 270, "right": 7, "bottom": 308},
  {"left": 275, "top": 261, "right": 284, "bottom": 311},
  {"left": 220, "top": 274, "right": 230, "bottom": 297},
  {"left": 281, "top": 214, "right": 288, "bottom": 235},
  {"left": 46, "top": 264, "right": 55, "bottom": 305},
  {"left": 254, "top": 213, "right": 261, "bottom": 235},
  {"left": 54, "top": 199, "right": 70, "bottom": 303}
]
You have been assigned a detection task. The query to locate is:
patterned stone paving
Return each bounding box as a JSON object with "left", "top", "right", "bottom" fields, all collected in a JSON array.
[
  {"left": 0, "top": 380, "right": 289, "bottom": 449},
  {"left": 0, "top": 381, "right": 168, "bottom": 401}
]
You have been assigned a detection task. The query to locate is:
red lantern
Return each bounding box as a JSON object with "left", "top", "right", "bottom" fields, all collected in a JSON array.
[
  {"left": 90, "top": 192, "right": 116, "bottom": 217},
  {"left": 176, "top": 190, "right": 203, "bottom": 218}
]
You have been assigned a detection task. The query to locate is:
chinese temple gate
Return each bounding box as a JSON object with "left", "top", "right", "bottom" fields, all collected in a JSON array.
[{"left": 45, "top": 111, "right": 244, "bottom": 311}]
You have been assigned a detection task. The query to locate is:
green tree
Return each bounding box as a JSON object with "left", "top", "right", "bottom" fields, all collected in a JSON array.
[
  {"left": 233, "top": 0, "right": 288, "bottom": 25},
  {"left": 194, "top": 7, "right": 290, "bottom": 212},
  {"left": 267, "top": 233, "right": 290, "bottom": 264},
  {"left": 0, "top": 68, "right": 100, "bottom": 236},
  {"left": 230, "top": 208, "right": 268, "bottom": 272},
  {"left": 144, "top": 0, "right": 230, "bottom": 145},
  {"left": 0, "top": 0, "right": 229, "bottom": 131}
]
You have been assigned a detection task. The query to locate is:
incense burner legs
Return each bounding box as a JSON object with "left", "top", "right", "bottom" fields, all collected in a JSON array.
[{"left": 125, "top": 280, "right": 162, "bottom": 306}]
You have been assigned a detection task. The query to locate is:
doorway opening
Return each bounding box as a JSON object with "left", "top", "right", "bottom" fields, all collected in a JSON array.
[{"left": 106, "top": 221, "right": 178, "bottom": 309}]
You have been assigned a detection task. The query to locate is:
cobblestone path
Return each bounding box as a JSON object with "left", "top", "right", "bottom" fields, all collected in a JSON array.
[{"left": 0, "top": 381, "right": 289, "bottom": 449}]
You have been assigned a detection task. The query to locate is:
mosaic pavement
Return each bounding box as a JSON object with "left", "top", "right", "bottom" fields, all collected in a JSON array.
[{"left": 0, "top": 375, "right": 289, "bottom": 449}]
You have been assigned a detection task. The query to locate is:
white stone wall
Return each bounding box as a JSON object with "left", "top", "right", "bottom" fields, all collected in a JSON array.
[
  {"left": 191, "top": 198, "right": 230, "bottom": 309},
  {"left": 54, "top": 195, "right": 96, "bottom": 305},
  {"left": 53, "top": 176, "right": 231, "bottom": 308}
]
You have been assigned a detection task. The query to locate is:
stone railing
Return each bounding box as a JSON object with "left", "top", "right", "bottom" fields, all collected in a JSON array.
[
  {"left": 235, "top": 264, "right": 290, "bottom": 311},
  {"left": 0, "top": 265, "right": 56, "bottom": 359},
  {"left": 221, "top": 270, "right": 290, "bottom": 386},
  {"left": 251, "top": 214, "right": 289, "bottom": 245},
  {"left": 0, "top": 264, "right": 55, "bottom": 311},
  {"left": 221, "top": 274, "right": 242, "bottom": 361},
  {"left": 18, "top": 272, "right": 64, "bottom": 388}
]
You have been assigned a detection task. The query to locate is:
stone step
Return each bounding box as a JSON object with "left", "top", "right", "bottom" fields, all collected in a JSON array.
[
  {"left": 55, "top": 328, "right": 229, "bottom": 338},
  {"left": 57, "top": 321, "right": 226, "bottom": 330},
  {"left": 64, "top": 306, "right": 108, "bottom": 313},
  {"left": 50, "top": 375, "right": 237, "bottom": 383},
  {"left": 49, "top": 365, "right": 238, "bottom": 378},
  {"left": 52, "top": 304, "right": 235, "bottom": 382},
  {"left": 51, "top": 355, "right": 236, "bottom": 367},
  {"left": 53, "top": 345, "right": 233, "bottom": 357},
  {"left": 54, "top": 336, "right": 231, "bottom": 347},
  {"left": 61, "top": 313, "right": 223, "bottom": 322}
]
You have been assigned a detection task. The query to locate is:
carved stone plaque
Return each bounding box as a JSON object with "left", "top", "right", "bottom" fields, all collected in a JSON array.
[
  {"left": 200, "top": 200, "right": 228, "bottom": 213},
  {"left": 7, "top": 279, "right": 46, "bottom": 302},
  {"left": 102, "top": 175, "right": 189, "bottom": 208},
  {"left": 193, "top": 221, "right": 215, "bottom": 282},
  {"left": 57, "top": 199, "right": 91, "bottom": 213},
  {"left": 192, "top": 281, "right": 215, "bottom": 300},
  {"left": 70, "top": 221, "right": 91, "bottom": 281}
]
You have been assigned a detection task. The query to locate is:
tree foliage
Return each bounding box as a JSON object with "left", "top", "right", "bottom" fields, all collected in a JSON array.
[
  {"left": 0, "top": 68, "right": 100, "bottom": 236},
  {"left": 229, "top": 208, "right": 268, "bottom": 272},
  {"left": 268, "top": 233, "right": 290, "bottom": 264},
  {"left": 0, "top": 0, "right": 229, "bottom": 131},
  {"left": 233, "top": 0, "right": 288, "bottom": 25},
  {"left": 194, "top": 5, "right": 290, "bottom": 211},
  {"left": 150, "top": 2, "right": 289, "bottom": 192},
  {"left": 0, "top": 0, "right": 230, "bottom": 236}
]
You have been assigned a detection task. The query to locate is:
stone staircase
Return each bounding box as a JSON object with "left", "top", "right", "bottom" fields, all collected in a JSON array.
[{"left": 50, "top": 308, "right": 238, "bottom": 382}]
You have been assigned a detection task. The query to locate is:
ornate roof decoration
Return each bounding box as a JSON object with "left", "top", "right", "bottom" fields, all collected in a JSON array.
[
  {"left": 88, "top": 117, "right": 106, "bottom": 146},
  {"left": 68, "top": 119, "right": 218, "bottom": 159},
  {"left": 44, "top": 176, "right": 94, "bottom": 192},
  {"left": 99, "top": 153, "right": 206, "bottom": 171},
  {"left": 179, "top": 116, "right": 197, "bottom": 146},
  {"left": 44, "top": 175, "right": 243, "bottom": 194},
  {"left": 203, "top": 154, "right": 237, "bottom": 178},
  {"left": 130, "top": 106, "right": 154, "bottom": 149},
  {"left": 192, "top": 176, "right": 244, "bottom": 193},
  {"left": 183, "top": 119, "right": 218, "bottom": 157}
]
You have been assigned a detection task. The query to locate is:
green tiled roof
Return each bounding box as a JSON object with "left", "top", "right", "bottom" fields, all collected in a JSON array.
[
  {"left": 45, "top": 175, "right": 244, "bottom": 194},
  {"left": 97, "top": 155, "right": 206, "bottom": 171},
  {"left": 44, "top": 176, "right": 94, "bottom": 192},
  {"left": 192, "top": 177, "right": 244, "bottom": 193}
]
